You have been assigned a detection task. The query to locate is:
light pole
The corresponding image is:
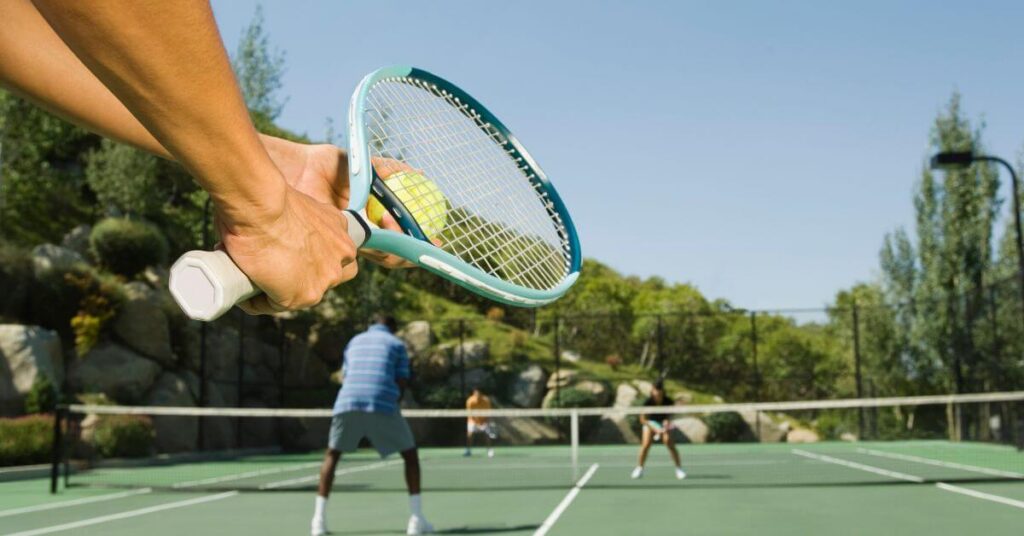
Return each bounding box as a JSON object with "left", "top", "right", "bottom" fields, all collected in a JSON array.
[{"left": 931, "top": 151, "right": 1024, "bottom": 320}]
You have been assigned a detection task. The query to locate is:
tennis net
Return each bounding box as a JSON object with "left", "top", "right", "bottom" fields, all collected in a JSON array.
[{"left": 52, "top": 391, "right": 1024, "bottom": 493}]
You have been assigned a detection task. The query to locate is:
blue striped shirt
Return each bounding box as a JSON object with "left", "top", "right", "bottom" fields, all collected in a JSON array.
[{"left": 333, "top": 325, "right": 411, "bottom": 415}]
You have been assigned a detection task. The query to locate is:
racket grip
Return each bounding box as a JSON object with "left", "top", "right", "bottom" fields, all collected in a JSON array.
[{"left": 169, "top": 210, "right": 370, "bottom": 321}]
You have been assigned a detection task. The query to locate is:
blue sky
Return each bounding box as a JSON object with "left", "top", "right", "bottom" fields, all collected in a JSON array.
[{"left": 211, "top": 0, "right": 1024, "bottom": 310}]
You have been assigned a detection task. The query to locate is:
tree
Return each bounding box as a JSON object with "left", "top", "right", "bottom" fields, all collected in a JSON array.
[
  {"left": 232, "top": 5, "right": 287, "bottom": 124},
  {"left": 879, "top": 93, "right": 1001, "bottom": 395},
  {"left": 85, "top": 139, "right": 162, "bottom": 218}
]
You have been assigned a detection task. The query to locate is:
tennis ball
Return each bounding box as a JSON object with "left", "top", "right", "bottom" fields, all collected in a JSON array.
[{"left": 367, "top": 171, "right": 449, "bottom": 239}]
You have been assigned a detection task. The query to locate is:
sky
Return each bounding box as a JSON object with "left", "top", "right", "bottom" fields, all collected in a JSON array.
[{"left": 211, "top": 0, "right": 1024, "bottom": 311}]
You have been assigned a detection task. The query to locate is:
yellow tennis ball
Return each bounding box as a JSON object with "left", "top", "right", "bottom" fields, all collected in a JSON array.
[{"left": 366, "top": 171, "right": 448, "bottom": 239}]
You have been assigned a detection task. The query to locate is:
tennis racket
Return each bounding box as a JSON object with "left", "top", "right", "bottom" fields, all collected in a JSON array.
[{"left": 169, "top": 66, "right": 581, "bottom": 321}]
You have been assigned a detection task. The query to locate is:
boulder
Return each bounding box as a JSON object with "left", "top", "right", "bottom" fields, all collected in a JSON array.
[
  {"left": 200, "top": 381, "right": 235, "bottom": 449},
  {"left": 397, "top": 321, "right": 432, "bottom": 357},
  {"left": 633, "top": 380, "right": 654, "bottom": 398},
  {"left": 786, "top": 428, "right": 820, "bottom": 444},
  {"left": 111, "top": 282, "right": 175, "bottom": 367},
  {"left": 589, "top": 383, "right": 641, "bottom": 444},
  {"left": 509, "top": 365, "right": 547, "bottom": 408},
  {"left": 574, "top": 380, "right": 611, "bottom": 406},
  {"left": 738, "top": 410, "right": 788, "bottom": 442},
  {"left": 283, "top": 341, "right": 332, "bottom": 389},
  {"left": 560, "top": 350, "right": 581, "bottom": 364},
  {"left": 0, "top": 325, "right": 64, "bottom": 415},
  {"left": 144, "top": 372, "right": 198, "bottom": 452},
  {"left": 411, "top": 350, "right": 451, "bottom": 383},
  {"left": 30, "top": 244, "right": 85, "bottom": 277},
  {"left": 839, "top": 432, "right": 858, "bottom": 442},
  {"left": 546, "top": 369, "right": 578, "bottom": 390},
  {"left": 68, "top": 343, "right": 161, "bottom": 403},
  {"left": 672, "top": 417, "right": 708, "bottom": 444},
  {"left": 498, "top": 415, "right": 561, "bottom": 445},
  {"left": 61, "top": 225, "right": 92, "bottom": 258},
  {"left": 442, "top": 340, "right": 489, "bottom": 368},
  {"left": 447, "top": 368, "right": 494, "bottom": 392}
]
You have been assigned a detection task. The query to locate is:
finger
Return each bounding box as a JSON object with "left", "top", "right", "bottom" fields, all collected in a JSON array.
[
  {"left": 339, "top": 258, "right": 359, "bottom": 283},
  {"left": 239, "top": 294, "right": 289, "bottom": 316},
  {"left": 360, "top": 249, "right": 415, "bottom": 269}
]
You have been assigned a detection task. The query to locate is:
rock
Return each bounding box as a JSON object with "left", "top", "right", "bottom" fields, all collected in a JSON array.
[
  {"left": 509, "top": 365, "right": 547, "bottom": 408},
  {"left": 839, "top": 432, "right": 858, "bottom": 442},
  {"left": 560, "top": 350, "right": 581, "bottom": 363},
  {"left": 397, "top": 321, "right": 432, "bottom": 357},
  {"left": 786, "top": 428, "right": 820, "bottom": 443},
  {"left": 633, "top": 380, "right": 653, "bottom": 398},
  {"left": 181, "top": 370, "right": 201, "bottom": 401},
  {"left": 738, "top": 410, "right": 788, "bottom": 442},
  {"left": 68, "top": 343, "right": 161, "bottom": 403},
  {"left": 497, "top": 415, "right": 560, "bottom": 445},
  {"left": 412, "top": 350, "right": 451, "bottom": 383},
  {"left": 546, "top": 369, "right": 578, "bottom": 390},
  {"left": 30, "top": 244, "right": 85, "bottom": 277},
  {"left": 447, "top": 368, "right": 494, "bottom": 392},
  {"left": 144, "top": 372, "right": 198, "bottom": 452},
  {"left": 0, "top": 325, "right": 64, "bottom": 415},
  {"left": 61, "top": 225, "right": 92, "bottom": 258},
  {"left": 112, "top": 282, "right": 175, "bottom": 367},
  {"left": 442, "top": 340, "right": 489, "bottom": 368},
  {"left": 589, "top": 383, "right": 643, "bottom": 444},
  {"left": 283, "top": 341, "right": 332, "bottom": 389},
  {"left": 672, "top": 417, "right": 708, "bottom": 444},
  {"left": 673, "top": 392, "right": 694, "bottom": 404},
  {"left": 574, "top": 380, "right": 611, "bottom": 406},
  {"left": 200, "top": 381, "right": 235, "bottom": 449}
]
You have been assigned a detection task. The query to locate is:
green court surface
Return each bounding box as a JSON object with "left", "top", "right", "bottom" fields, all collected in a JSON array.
[{"left": 2, "top": 442, "right": 1023, "bottom": 535}]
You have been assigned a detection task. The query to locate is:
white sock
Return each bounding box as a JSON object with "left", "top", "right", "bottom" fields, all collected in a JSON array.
[
  {"left": 409, "top": 494, "right": 422, "bottom": 517},
  {"left": 314, "top": 495, "right": 327, "bottom": 518}
]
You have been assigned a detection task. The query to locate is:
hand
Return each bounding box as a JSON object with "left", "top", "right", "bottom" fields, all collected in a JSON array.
[
  {"left": 218, "top": 185, "right": 359, "bottom": 314},
  {"left": 261, "top": 137, "right": 414, "bottom": 268}
]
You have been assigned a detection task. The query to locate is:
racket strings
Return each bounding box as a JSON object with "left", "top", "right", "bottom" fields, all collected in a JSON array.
[{"left": 364, "top": 77, "right": 571, "bottom": 290}]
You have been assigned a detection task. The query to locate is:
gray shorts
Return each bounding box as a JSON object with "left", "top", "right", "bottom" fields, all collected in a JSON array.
[{"left": 328, "top": 411, "right": 416, "bottom": 458}]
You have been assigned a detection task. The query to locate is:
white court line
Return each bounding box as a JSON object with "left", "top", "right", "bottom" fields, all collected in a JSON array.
[
  {"left": 935, "top": 483, "right": 1024, "bottom": 509},
  {"left": 791, "top": 449, "right": 1024, "bottom": 510},
  {"left": 857, "top": 448, "right": 1024, "bottom": 479},
  {"left": 259, "top": 459, "right": 402, "bottom": 490},
  {"left": 533, "top": 463, "right": 599, "bottom": 536},
  {"left": 0, "top": 489, "right": 152, "bottom": 518},
  {"left": 791, "top": 450, "right": 923, "bottom": 482},
  {"left": 4, "top": 491, "right": 237, "bottom": 536},
  {"left": 171, "top": 461, "right": 322, "bottom": 489}
]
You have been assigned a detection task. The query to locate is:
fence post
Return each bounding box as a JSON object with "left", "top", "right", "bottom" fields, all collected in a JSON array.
[
  {"left": 852, "top": 301, "right": 864, "bottom": 438},
  {"left": 236, "top": 312, "right": 245, "bottom": 448},
  {"left": 554, "top": 313, "right": 561, "bottom": 406},
  {"left": 655, "top": 314, "right": 664, "bottom": 372},
  {"left": 570, "top": 409, "right": 580, "bottom": 482},
  {"left": 458, "top": 319, "right": 466, "bottom": 400},
  {"left": 197, "top": 197, "right": 211, "bottom": 451},
  {"left": 750, "top": 311, "right": 761, "bottom": 441}
]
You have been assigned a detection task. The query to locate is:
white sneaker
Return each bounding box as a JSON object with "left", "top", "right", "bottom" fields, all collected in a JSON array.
[
  {"left": 675, "top": 468, "right": 687, "bottom": 480},
  {"left": 407, "top": 514, "right": 434, "bottom": 535},
  {"left": 487, "top": 449, "right": 495, "bottom": 458},
  {"left": 630, "top": 466, "right": 644, "bottom": 479},
  {"left": 311, "top": 515, "right": 328, "bottom": 536}
]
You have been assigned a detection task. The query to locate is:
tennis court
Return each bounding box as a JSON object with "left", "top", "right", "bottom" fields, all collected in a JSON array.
[{"left": 3, "top": 439, "right": 1023, "bottom": 536}]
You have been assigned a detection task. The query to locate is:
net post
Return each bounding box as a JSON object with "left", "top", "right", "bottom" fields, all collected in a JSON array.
[
  {"left": 570, "top": 409, "right": 580, "bottom": 482},
  {"left": 50, "top": 406, "right": 64, "bottom": 494}
]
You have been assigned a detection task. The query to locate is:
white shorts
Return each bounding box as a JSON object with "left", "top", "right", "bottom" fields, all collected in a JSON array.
[{"left": 467, "top": 422, "right": 497, "bottom": 439}]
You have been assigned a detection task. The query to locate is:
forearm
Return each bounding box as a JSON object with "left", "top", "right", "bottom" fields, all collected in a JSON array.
[
  {"left": 31, "top": 0, "right": 284, "bottom": 224},
  {"left": 0, "top": 0, "right": 168, "bottom": 157}
]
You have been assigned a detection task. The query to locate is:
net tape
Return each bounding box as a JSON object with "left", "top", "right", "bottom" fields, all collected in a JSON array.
[{"left": 64, "top": 391, "right": 1024, "bottom": 419}]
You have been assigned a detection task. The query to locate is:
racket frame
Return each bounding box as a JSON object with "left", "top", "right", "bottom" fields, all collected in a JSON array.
[{"left": 347, "top": 66, "right": 581, "bottom": 307}]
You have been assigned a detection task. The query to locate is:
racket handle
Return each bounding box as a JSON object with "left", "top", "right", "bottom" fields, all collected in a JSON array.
[{"left": 169, "top": 210, "right": 370, "bottom": 321}]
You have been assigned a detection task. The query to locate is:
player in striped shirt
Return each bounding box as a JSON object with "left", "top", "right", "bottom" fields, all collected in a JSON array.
[{"left": 312, "top": 315, "right": 433, "bottom": 535}]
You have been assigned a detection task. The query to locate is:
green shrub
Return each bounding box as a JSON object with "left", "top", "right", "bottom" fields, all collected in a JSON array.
[
  {"left": 0, "top": 414, "right": 53, "bottom": 466},
  {"left": 705, "top": 411, "right": 754, "bottom": 443},
  {"left": 91, "top": 415, "right": 154, "bottom": 458},
  {"left": 418, "top": 384, "right": 463, "bottom": 409},
  {"left": 24, "top": 374, "right": 58, "bottom": 414},
  {"left": 89, "top": 218, "right": 168, "bottom": 277}
]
